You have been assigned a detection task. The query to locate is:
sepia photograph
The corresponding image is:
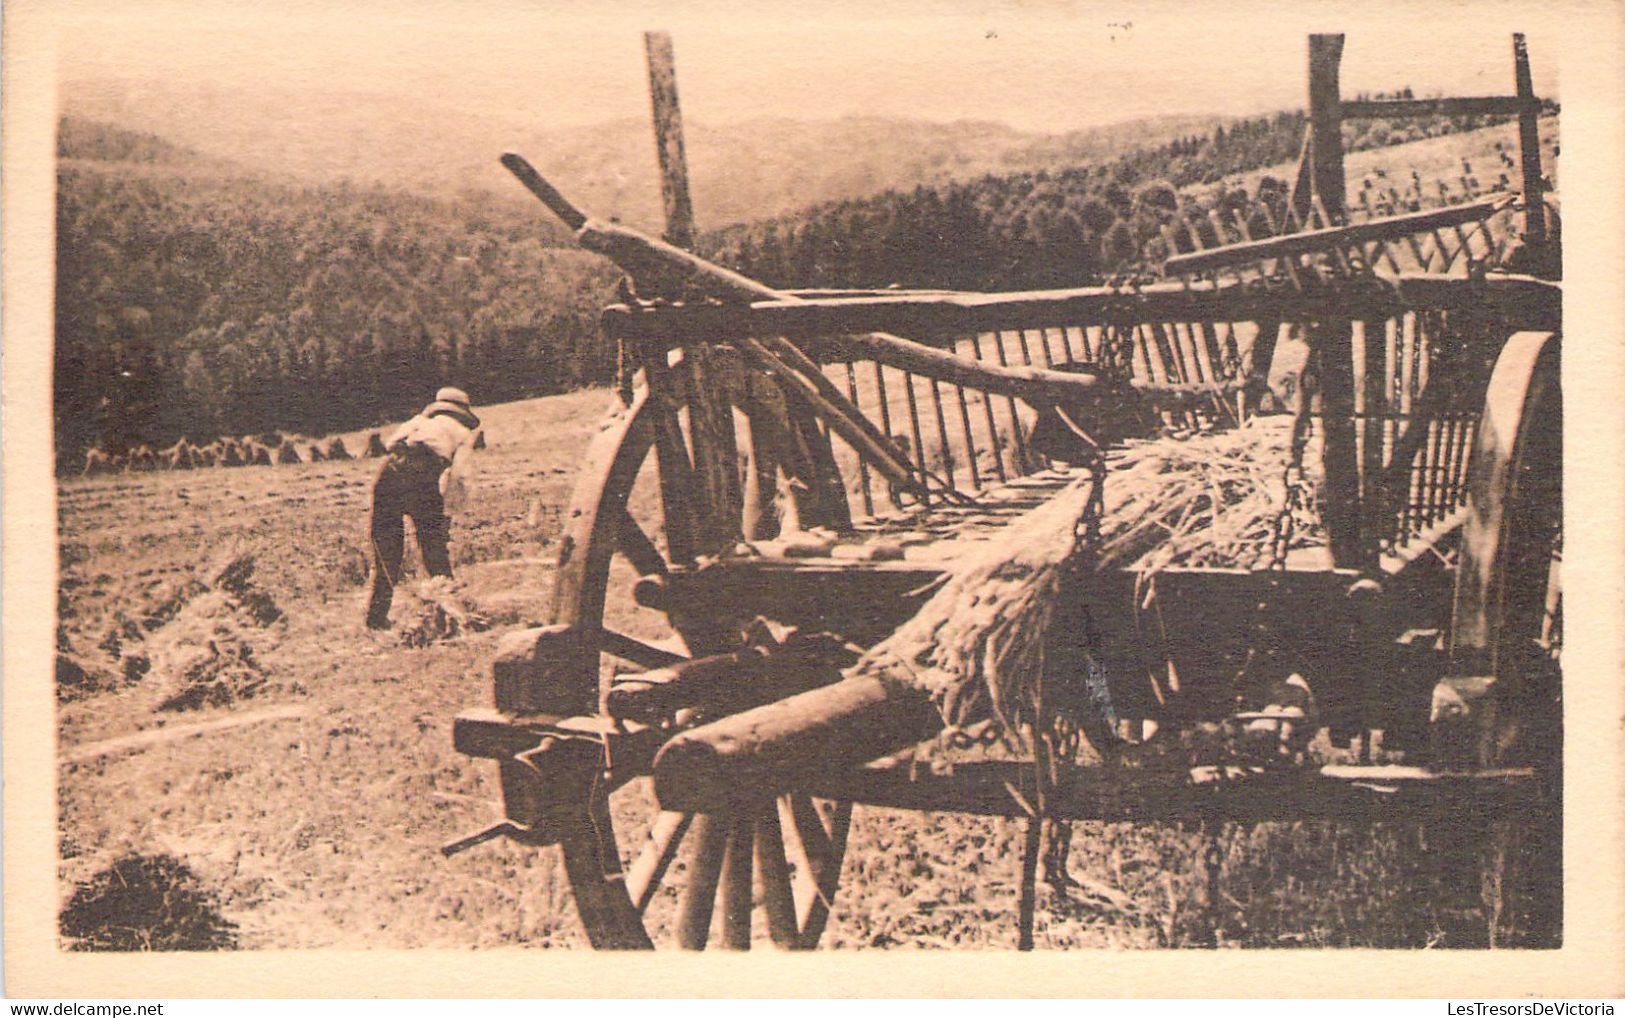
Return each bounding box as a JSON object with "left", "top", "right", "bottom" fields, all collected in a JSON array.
[{"left": 5, "top": 0, "right": 1624, "bottom": 998}]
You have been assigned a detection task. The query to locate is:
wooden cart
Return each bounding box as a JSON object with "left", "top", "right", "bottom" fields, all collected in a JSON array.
[{"left": 448, "top": 32, "right": 1563, "bottom": 949}]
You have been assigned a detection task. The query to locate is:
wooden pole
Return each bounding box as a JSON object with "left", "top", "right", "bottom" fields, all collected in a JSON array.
[
  {"left": 645, "top": 31, "right": 695, "bottom": 248},
  {"left": 1307, "top": 34, "right": 1347, "bottom": 226},
  {"left": 653, "top": 671, "right": 943, "bottom": 812},
  {"left": 1512, "top": 33, "right": 1547, "bottom": 246},
  {"left": 1307, "top": 33, "right": 1364, "bottom": 568},
  {"left": 644, "top": 32, "right": 743, "bottom": 552}
]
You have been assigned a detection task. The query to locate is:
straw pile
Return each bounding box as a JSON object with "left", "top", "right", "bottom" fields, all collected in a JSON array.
[
  {"left": 872, "top": 413, "right": 1326, "bottom": 737},
  {"left": 1097, "top": 415, "right": 1326, "bottom": 577},
  {"left": 397, "top": 577, "right": 492, "bottom": 648}
]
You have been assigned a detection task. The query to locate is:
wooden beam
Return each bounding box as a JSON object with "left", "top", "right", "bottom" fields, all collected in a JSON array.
[
  {"left": 602, "top": 274, "right": 1558, "bottom": 345},
  {"left": 1341, "top": 95, "right": 1525, "bottom": 119},
  {"left": 605, "top": 640, "right": 848, "bottom": 724},
  {"left": 792, "top": 757, "right": 1543, "bottom": 824},
  {"left": 1164, "top": 198, "right": 1511, "bottom": 276}
]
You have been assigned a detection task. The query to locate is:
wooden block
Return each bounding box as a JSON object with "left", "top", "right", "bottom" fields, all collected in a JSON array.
[{"left": 492, "top": 624, "right": 595, "bottom": 715}]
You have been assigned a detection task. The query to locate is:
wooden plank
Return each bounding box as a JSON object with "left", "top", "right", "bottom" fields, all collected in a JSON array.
[
  {"left": 1341, "top": 95, "right": 1525, "bottom": 119},
  {"left": 792, "top": 758, "right": 1542, "bottom": 823}
]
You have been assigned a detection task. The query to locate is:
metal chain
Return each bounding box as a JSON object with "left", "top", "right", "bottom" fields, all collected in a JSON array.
[{"left": 1269, "top": 332, "right": 1316, "bottom": 571}]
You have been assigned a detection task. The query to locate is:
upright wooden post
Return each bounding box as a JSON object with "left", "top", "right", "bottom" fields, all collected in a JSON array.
[
  {"left": 1307, "top": 34, "right": 1347, "bottom": 225},
  {"left": 1306, "top": 34, "right": 1364, "bottom": 568},
  {"left": 1512, "top": 33, "right": 1546, "bottom": 246},
  {"left": 645, "top": 30, "right": 742, "bottom": 554},
  {"left": 645, "top": 31, "right": 696, "bottom": 248}
]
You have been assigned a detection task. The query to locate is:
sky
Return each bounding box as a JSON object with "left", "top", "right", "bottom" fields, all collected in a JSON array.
[{"left": 54, "top": 0, "right": 1563, "bottom": 133}]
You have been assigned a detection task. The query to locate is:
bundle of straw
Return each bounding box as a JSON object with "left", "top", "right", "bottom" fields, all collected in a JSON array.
[
  {"left": 875, "top": 414, "right": 1326, "bottom": 738},
  {"left": 1096, "top": 415, "right": 1326, "bottom": 577}
]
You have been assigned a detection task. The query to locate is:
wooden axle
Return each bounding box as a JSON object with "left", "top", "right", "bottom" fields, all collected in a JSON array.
[
  {"left": 652, "top": 672, "right": 944, "bottom": 812},
  {"left": 606, "top": 636, "right": 853, "bottom": 724}
]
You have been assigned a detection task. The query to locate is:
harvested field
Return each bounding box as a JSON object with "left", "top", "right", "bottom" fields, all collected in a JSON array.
[{"left": 56, "top": 385, "right": 1531, "bottom": 950}]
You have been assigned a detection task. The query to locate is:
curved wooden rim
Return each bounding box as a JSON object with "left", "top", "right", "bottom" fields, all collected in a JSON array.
[{"left": 548, "top": 379, "right": 853, "bottom": 950}]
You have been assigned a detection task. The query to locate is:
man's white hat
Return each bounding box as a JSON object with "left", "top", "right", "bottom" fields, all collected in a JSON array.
[{"left": 426, "top": 386, "right": 479, "bottom": 429}]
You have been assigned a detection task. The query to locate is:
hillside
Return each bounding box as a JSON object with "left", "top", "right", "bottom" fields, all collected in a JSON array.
[
  {"left": 61, "top": 78, "right": 1229, "bottom": 232},
  {"left": 54, "top": 104, "right": 1556, "bottom": 472},
  {"left": 699, "top": 103, "right": 1553, "bottom": 291},
  {"left": 54, "top": 118, "right": 619, "bottom": 468}
]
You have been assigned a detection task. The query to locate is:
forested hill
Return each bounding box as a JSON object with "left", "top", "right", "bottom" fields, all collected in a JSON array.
[
  {"left": 55, "top": 97, "right": 1546, "bottom": 470},
  {"left": 56, "top": 117, "right": 619, "bottom": 468},
  {"left": 62, "top": 77, "right": 1232, "bottom": 232},
  {"left": 697, "top": 99, "right": 1540, "bottom": 291}
]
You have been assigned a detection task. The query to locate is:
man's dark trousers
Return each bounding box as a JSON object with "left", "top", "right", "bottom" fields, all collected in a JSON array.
[{"left": 366, "top": 447, "right": 453, "bottom": 628}]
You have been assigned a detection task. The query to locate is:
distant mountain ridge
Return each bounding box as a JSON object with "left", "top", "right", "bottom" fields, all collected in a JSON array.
[{"left": 61, "top": 77, "right": 1230, "bottom": 230}]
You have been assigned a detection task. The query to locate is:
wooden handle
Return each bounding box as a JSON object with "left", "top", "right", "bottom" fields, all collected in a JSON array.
[{"left": 501, "top": 153, "right": 587, "bottom": 231}]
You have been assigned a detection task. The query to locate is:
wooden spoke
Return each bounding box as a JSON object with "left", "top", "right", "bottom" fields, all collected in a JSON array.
[
  {"left": 721, "top": 817, "right": 755, "bottom": 950},
  {"left": 598, "top": 629, "right": 686, "bottom": 670},
  {"left": 754, "top": 804, "right": 801, "bottom": 948},
  {"left": 614, "top": 506, "right": 669, "bottom": 577},
  {"left": 677, "top": 814, "right": 730, "bottom": 950},
  {"left": 1017, "top": 815, "right": 1042, "bottom": 951},
  {"left": 626, "top": 811, "right": 694, "bottom": 913},
  {"left": 784, "top": 795, "right": 852, "bottom": 947}
]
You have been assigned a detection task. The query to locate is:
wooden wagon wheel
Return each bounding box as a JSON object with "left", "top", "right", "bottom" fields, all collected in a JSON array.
[
  {"left": 1443, "top": 329, "right": 1561, "bottom": 944},
  {"left": 546, "top": 374, "right": 855, "bottom": 950},
  {"left": 1449, "top": 330, "right": 1562, "bottom": 769}
]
